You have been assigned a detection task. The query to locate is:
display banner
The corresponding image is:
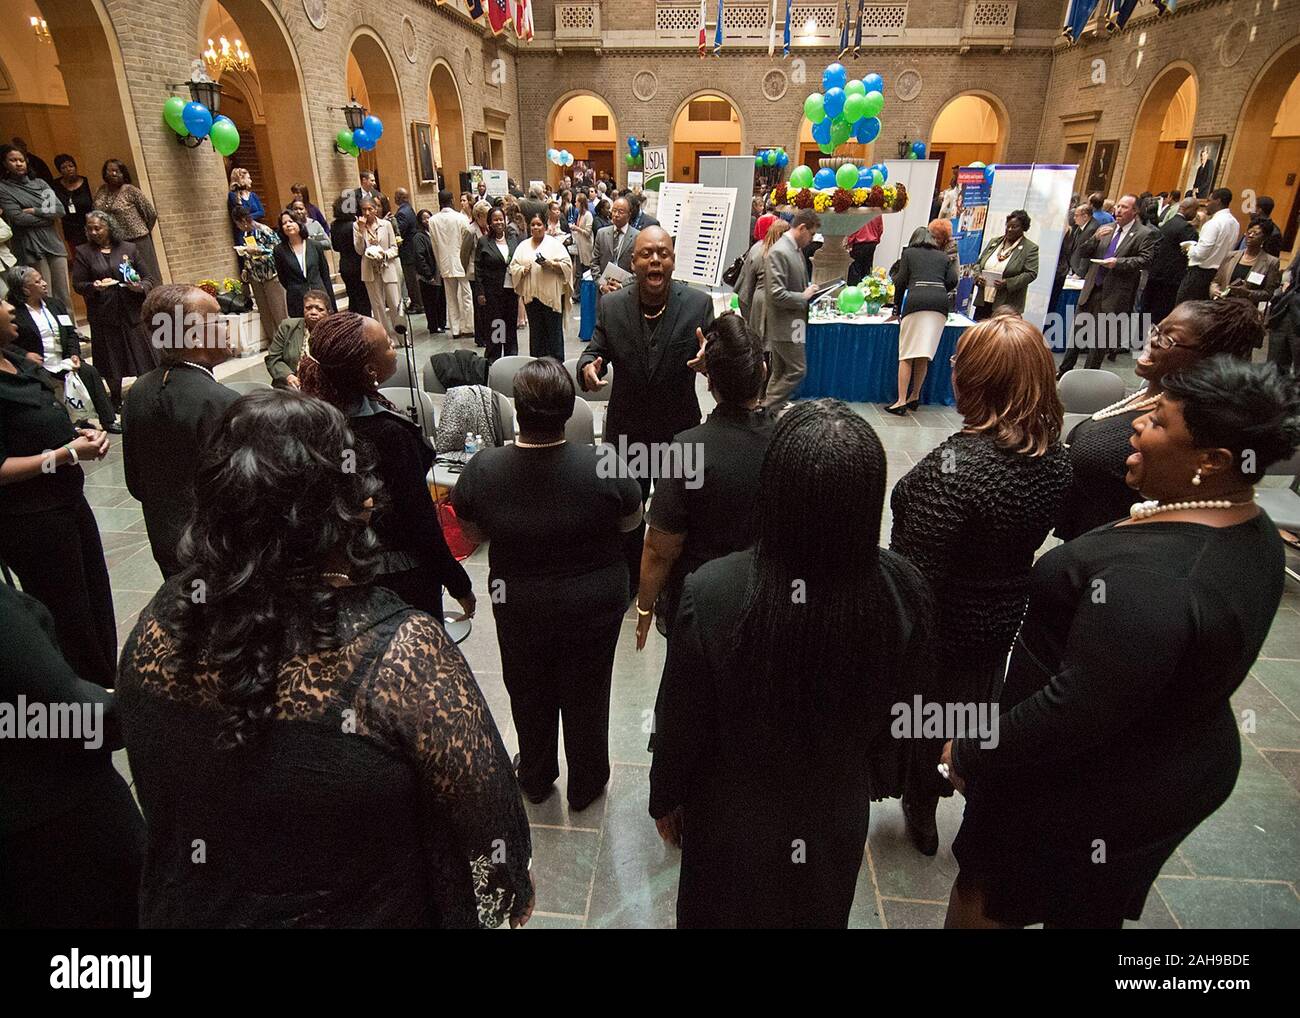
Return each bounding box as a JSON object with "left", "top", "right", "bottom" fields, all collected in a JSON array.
[{"left": 644, "top": 146, "right": 669, "bottom": 190}]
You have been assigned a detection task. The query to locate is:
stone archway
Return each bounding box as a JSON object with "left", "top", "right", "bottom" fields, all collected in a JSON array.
[
  {"left": 548, "top": 90, "right": 618, "bottom": 188},
  {"left": 429, "top": 59, "right": 466, "bottom": 193},
  {"left": 346, "top": 28, "right": 410, "bottom": 198},
  {"left": 928, "top": 92, "right": 1008, "bottom": 183},
  {"left": 669, "top": 90, "right": 743, "bottom": 184},
  {"left": 1120, "top": 62, "right": 1197, "bottom": 197}
]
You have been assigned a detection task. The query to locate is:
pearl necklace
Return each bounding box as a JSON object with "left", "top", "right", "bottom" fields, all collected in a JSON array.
[
  {"left": 515, "top": 438, "right": 566, "bottom": 448},
  {"left": 1129, "top": 498, "right": 1254, "bottom": 520},
  {"left": 1092, "top": 389, "right": 1159, "bottom": 421}
]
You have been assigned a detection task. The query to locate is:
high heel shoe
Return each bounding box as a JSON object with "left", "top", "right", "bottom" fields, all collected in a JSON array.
[
  {"left": 902, "top": 795, "right": 939, "bottom": 856},
  {"left": 883, "top": 403, "right": 909, "bottom": 416},
  {"left": 906, "top": 398, "right": 920, "bottom": 411}
]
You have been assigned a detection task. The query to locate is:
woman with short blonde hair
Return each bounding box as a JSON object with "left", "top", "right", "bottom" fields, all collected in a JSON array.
[{"left": 886, "top": 314, "right": 1071, "bottom": 855}]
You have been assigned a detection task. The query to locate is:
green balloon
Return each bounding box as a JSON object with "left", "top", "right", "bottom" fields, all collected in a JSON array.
[
  {"left": 843, "top": 93, "right": 869, "bottom": 123},
  {"left": 803, "top": 93, "right": 825, "bottom": 122},
  {"left": 835, "top": 163, "right": 859, "bottom": 190},
  {"left": 789, "top": 164, "right": 814, "bottom": 189},
  {"left": 844, "top": 79, "right": 866, "bottom": 97},
  {"left": 838, "top": 286, "right": 865, "bottom": 314},
  {"left": 627, "top": 153, "right": 636, "bottom": 167},
  {"left": 336, "top": 129, "right": 354, "bottom": 151},
  {"left": 345, "top": 140, "right": 361, "bottom": 158},
  {"left": 906, "top": 151, "right": 918, "bottom": 160},
  {"left": 211, "top": 118, "right": 240, "bottom": 157},
  {"left": 729, "top": 293, "right": 740, "bottom": 310},
  {"left": 755, "top": 154, "right": 764, "bottom": 166},
  {"left": 862, "top": 90, "right": 884, "bottom": 118},
  {"left": 871, "top": 168, "right": 885, "bottom": 186},
  {"left": 831, "top": 119, "right": 853, "bottom": 148},
  {"left": 818, "top": 141, "right": 835, "bottom": 155},
  {"left": 163, "top": 96, "right": 188, "bottom": 136}
]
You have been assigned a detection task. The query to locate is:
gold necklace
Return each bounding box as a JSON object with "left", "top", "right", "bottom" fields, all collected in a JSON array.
[
  {"left": 321, "top": 571, "right": 355, "bottom": 585},
  {"left": 642, "top": 303, "right": 665, "bottom": 320}
]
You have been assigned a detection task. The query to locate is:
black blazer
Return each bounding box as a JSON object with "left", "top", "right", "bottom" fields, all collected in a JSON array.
[
  {"left": 11, "top": 298, "right": 80, "bottom": 361},
  {"left": 330, "top": 216, "right": 362, "bottom": 276},
  {"left": 577, "top": 280, "right": 715, "bottom": 446},
  {"left": 1148, "top": 214, "right": 1198, "bottom": 284},
  {"left": 273, "top": 239, "right": 337, "bottom": 318},
  {"left": 122, "top": 363, "right": 240, "bottom": 578},
  {"left": 474, "top": 234, "right": 519, "bottom": 297},
  {"left": 891, "top": 245, "right": 957, "bottom": 318}
]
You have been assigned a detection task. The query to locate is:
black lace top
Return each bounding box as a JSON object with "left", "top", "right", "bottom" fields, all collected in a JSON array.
[
  {"left": 1054, "top": 410, "right": 1144, "bottom": 541},
  {"left": 117, "top": 583, "right": 532, "bottom": 928},
  {"left": 890, "top": 432, "right": 1072, "bottom": 670}
]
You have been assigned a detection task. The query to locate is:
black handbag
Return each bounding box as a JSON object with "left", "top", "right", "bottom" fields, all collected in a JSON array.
[{"left": 722, "top": 253, "right": 746, "bottom": 288}]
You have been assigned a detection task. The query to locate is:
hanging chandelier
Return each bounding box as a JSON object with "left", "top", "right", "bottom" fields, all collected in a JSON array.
[
  {"left": 30, "top": 17, "right": 53, "bottom": 44},
  {"left": 203, "top": 36, "right": 252, "bottom": 77}
]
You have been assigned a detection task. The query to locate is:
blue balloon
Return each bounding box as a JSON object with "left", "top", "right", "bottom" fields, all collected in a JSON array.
[
  {"left": 822, "top": 62, "right": 848, "bottom": 92},
  {"left": 363, "top": 115, "right": 383, "bottom": 140},
  {"left": 813, "top": 167, "right": 837, "bottom": 190},
  {"left": 352, "top": 127, "right": 374, "bottom": 152},
  {"left": 911, "top": 140, "right": 926, "bottom": 157},
  {"left": 854, "top": 116, "right": 881, "bottom": 144},
  {"left": 823, "top": 87, "right": 846, "bottom": 120},
  {"left": 181, "top": 101, "right": 213, "bottom": 139},
  {"left": 863, "top": 72, "right": 884, "bottom": 94},
  {"left": 811, "top": 118, "right": 832, "bottom": 145},
  {"left": 776, "top": 150, "right": 789, "bottom": 168},
  {"left": 877, "top": 163, "right": 888, "bottom": 182}
]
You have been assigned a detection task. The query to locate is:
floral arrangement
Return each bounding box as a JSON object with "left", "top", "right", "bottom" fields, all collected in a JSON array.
[
  {"left": 197, "top": 277, "right": 244, "bottom": 296},
  {"left": 770, "top": 181, "right": 908, "bottom": 213},
  {"left": 861, "top": 267, "right": 894, "bottom": 306}
]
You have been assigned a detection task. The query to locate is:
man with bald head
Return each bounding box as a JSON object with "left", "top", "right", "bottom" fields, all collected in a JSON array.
[
  {"left": 1142, "top": 195, "right": 1199, "bottom": 328},
  {"left": 393, "top": 187, "right": 423, "bottom": 315},
  {"left": 578, "top": 226, "right": 713, "bottom": 596},
  {"left": 593, "top": 197, "right": 639, "bottom": 294}
]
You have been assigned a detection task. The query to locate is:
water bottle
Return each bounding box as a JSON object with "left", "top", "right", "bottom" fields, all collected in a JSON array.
[
  {"left": 463, "top": 431, "right": 475, "bottom": 458},
  {"left": 474, "top": 433, "right": 483, "bottom": 454}
]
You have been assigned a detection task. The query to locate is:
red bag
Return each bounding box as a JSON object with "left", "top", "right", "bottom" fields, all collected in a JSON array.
[{"left": 435, "top": 499, "right": 478, "bottom": 561}]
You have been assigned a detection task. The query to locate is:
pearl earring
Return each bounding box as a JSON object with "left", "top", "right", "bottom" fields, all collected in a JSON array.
[{"left": 1192, "top": 469, "right": 1202, "bottom": 486}]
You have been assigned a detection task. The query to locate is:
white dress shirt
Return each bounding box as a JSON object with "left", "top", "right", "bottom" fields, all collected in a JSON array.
[{"left": 1187, "top": 207, "right": 1241, "bottom": 271}]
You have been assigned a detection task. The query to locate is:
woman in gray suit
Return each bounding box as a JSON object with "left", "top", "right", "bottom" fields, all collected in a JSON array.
[
  {"left": 887, "top": 227, "right": 957, "bottom": 415},
  {"left": 734, "top": 219, "right": 789, "bottom": 345},
  {"left": 973, "top": 210, "right": 1039, "bottom": 320}
]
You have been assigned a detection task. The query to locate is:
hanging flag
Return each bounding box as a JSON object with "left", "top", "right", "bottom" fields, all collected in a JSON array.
[
  {"left": 487, "top": 0, "right": 512, "bottom": 35},
  {"left": 1062, "top": 0, "right": 1100, "bottom": 40},
  {"left": 699, "top": 0, "right": 707, "bottom": 56},
  {"left": 768, "top": 0, "right": 777, "bottom": 57},
  {"left": 466, "top": 0, "right": 484, "bottom": 20},
  {"left": 782, "top": 0, "right": 793, "bottom": 58},
  {"left": 852, "top": 0, "right": 866, "bottom": 56},
  {"left": 1154, "top": 0, "right": 1177, "bottom": 12},
  {"left": 837, "top": 0, "right": 851, "bottom": 58},
  {"left": 1107, "top": 0, "right": 1139, "bottom": 31},
  {"left": 714, "top": 0, "right": 724, "bottom": 55},
  {"left": 515, "top": 0, "right": 534, "bottom": 41}
]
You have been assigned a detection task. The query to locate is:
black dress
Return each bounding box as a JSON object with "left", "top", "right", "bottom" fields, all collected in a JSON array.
[
  {"left": 951, "top": 515, "right": 1284, "bottom": 926},
  {"left": 330, "top": 215, "right": 371, "bottom": 317},
  {"left": 1054, "top": 410, "right": 1144, "bottom": 541},
  {"left": 52, "top": 176, "right": 93, "bottom": 249},
  {"left": 71, "top": 241, "right": 159, "bottom": 394},
  {"left": 889, "top": 432, "right": 1071, "bottom": 800},
  {"left": 349, "top": 407, "right": 471, "bottom": 621},
  {"left": 649, "top": 550, "right": 933, "bottom": 928},
  {"left": 0, "top": 584, "right": 144, "bottom": 928},
  {"left": 116, "top": 582, "right": 533, "bottom": 928}
]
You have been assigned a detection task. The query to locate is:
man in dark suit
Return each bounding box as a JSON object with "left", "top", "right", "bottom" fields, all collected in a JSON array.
[
  {"left": 348, "top": 171, "right": 383, "bottom": 218},
  {"left": 1251, "top": 196, "right": 1285, "bottom": 258},
  {"left": 393, "top": 187, "right": 423, "bottom": 315},
  {"left": 1058, "top": 193, "right": 1157, "bottom": 375},
  {"left": 1192, "top": 148, "right": 1215, "bottom": 199},
  {"left": 593, "top": 197, "right": 638, "bottom": 294},
  {"left": 5, "top": 264, "right": 119, "bottom": 430},
  {"left": 578, "top": 226, "right": 714, "bottom": 595},
  {"left": 1142, "top": 195, "right": 1198, "bottom": 327},
  {"left": 123, "top": 284, "right": 238, "bottom": 578},
  {"left": 628, "top": 193, "right": 659, "bottom": 231}
]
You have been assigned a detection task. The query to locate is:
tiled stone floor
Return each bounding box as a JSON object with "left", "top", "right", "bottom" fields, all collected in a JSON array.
[{"left": 90, "top": 307, "right": 1300, "bottom": 929}]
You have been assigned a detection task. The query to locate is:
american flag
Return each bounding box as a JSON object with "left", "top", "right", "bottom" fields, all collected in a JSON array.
[{"left": 515, "top": 0, "right": 534, "bottom": 41}]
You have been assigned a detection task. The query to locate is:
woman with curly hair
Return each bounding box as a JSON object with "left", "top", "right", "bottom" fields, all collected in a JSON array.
[
  {"left": 116, "top": 390, "right": 533, "bottom": 928},
  {"left": 298, "top": 311, "right": 474, "bottom": 623}
]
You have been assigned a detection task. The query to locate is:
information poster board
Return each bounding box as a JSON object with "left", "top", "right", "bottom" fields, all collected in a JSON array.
[
  {"left": 673, "top": 186, "right": 738, "bottom": 288},
  {"left": 627, "top": 171, "right": 644, "bottom": 192},
  {"left": 875, "top": 159, "right": 939, "bottom": 279},
  {"left": 984, "top": 164, "right": 1078, "bottom": 330},
  {"left": 656, "top": 182, "right": 699, "bottom": 241},
  {"left": 644, "top": 146, "right": 668, "bottom": 191},
  {"left": 698, "top": 155, "right": 760, "bottom": 282},
  {"left": 482, "top": 169, "right": 508, "bottom": 197}
]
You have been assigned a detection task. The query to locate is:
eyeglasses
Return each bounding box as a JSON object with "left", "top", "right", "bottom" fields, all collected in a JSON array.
[{"left": 1147, "top": 325, "right": 1198, "bottom": 351}]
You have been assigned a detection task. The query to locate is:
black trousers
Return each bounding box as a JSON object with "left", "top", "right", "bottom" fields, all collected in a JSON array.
[
  {"left": 1143, "top": 277, "right": 1180, "bottom": 328},
  {"left": 1269, "top": 324, "right": 1299, "bottom": 375},
  {"left": 419, "top": 278, "right": 447, "bottom": 333},
  {"left": 1174, "top": 265, "right": 1216, "bottom": 305},
  {"left": 0, "top": 497, "right": 117, "bottom": 687},
  {"left": 54, "top": 362, "right": 117, "bottom": 426},
  {"left": 496, "top": 607, "right": 622, "bottom": 807},
  {"left": 525, "top": 299, "right": 565, "bottom": 361},
  {"left": 480, "top": 286, "right": 520, "bottom": 363},
  {"left": 342, "top": 268, "right": 372, "bottom": 317},
  {"left": 847, "top": 243, "right": 877, "bottom": 286},
  {"left": 401, "top": 260, "right": 425, "bottom": 314},
  {"left": 1057, "top": 296, "right": 1120, "bottom": 373}
]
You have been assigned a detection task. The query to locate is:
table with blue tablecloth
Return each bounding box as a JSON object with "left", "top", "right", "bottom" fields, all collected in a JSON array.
[
  {"left": 579, "top": 275, "right": 598, "bottom": 341},
  {"left": 795, "top": 313, "right": 972, "bottom": 406},
  {"left": 1048, "top": 282, "right": 1083, "bottom": 352}
]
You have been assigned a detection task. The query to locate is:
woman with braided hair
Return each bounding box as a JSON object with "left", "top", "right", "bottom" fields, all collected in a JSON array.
[
  {"left": 298, "top": 311, "right": 474, "bottom": 624},
  {"left": 634, "top": 313, "right": 776, "bottom": 649},
  {"left": 649, "top": 399, "right": 934, "bottom": 928},
  {"left": 1055, "top": 297, "right": 1264, "bottom": 541},
  {"left": 116, "top": 390, "right": 533, "bottom": 927}
]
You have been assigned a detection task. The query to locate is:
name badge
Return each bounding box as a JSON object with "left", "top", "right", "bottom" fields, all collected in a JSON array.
[
  {"left": 68, "top": 203, "right": 76, "bottom": 214},
  {"left": 57, "top": 314, "right": 74, "bottom": 328},
  {"left": 1246, "top": 271, "right": 1265, "bottom": 285}
]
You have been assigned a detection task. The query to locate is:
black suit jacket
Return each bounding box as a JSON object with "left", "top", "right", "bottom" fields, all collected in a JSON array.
[
  {"left": 1148, "top": 214, "right": 1198, "bottom": 284},
  {"left": 577, "top": 280, "right": 715, "bottom": 446},
  {"left": 474, "top": 233, "right": 519, "bottom": 297},
  {"left": 1079, "top": 222, "right": 1158, "bottom": 312},
  {"left": 12, "top": 299, "right": 80, "bottom": 360},
  {"left": 1065, "top": 217, "right": 1100, "bottom": 279},
  {"left": 273, "top": 240, "right": 336, "bottom": 318},
  {"left": 122, "top": 363, "right": 239, "bottom": 578}
]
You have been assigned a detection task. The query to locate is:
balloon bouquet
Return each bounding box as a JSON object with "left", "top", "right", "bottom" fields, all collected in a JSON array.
[
  {"left": 548, "top": 148, "right": 575, "bottom": 168},
  {"left": 336, "top": 116, "right": 385, "bottom": 158},
  {"left": 163, "top": 95, "right": 242, "bottom": 156},
  {"left": 625, "top": 137, "right": 643, "bottom": 169}
]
